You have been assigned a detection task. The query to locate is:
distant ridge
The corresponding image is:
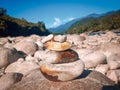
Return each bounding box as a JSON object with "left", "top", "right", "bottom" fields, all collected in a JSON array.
[
  {"left": 48, "top": 13, "right": 102, "bottom": 34},
  {"left": 65, "top": 10, "right": 120, "bottom": 34},
  {"left": 49, "top": 10, "right": 120, "bottom": 34},
  {"left": 49, "top": 18, "right": 80, "bottom": 34}
]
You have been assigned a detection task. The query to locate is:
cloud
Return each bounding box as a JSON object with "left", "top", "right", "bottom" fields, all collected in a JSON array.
[
  {"left": 52, "top": 17, "right": 62, "bottom": 27},
  {"left": 63, "top": 17, "right": 75, "bottom": 22},
  {"left": 50, "top": 17, "right": 75, "bottom": 28},
  {"left": 67, "top": 17, "right": 74, "bottom": 21}
]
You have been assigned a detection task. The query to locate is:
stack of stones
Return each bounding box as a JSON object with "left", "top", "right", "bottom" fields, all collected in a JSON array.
[{"left": 40, "top": 34, "right": 85, "bottom": 81}]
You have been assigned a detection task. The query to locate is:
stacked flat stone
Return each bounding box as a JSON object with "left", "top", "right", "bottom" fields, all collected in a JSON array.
[{"left": 40, "top": 34, "right": 85, "bottom": 81}]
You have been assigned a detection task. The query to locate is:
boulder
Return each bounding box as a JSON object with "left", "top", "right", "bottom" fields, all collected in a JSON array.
[
  {"left": 107, "top": 54, "right": 120, "bottom": 70},
  {"left": 106, "top": 31, "right": 117, "bottom": 38},
  {"left": 34, "top": 50, "right": 46, "bottom": 60},
  {"left": 107, "top": 60, "right": 120, "bottom": 70},
  {"left": 29, "top": 34, "right": 41, "bottom": 42},
  {"left": 75, "top": 49, "right": 93, "bottom": 59},
  {"left": 0, "top": 73, "right": 23, "bottom": 90},
  {"left": 13, "top": 40, "right": 38, "bottom": 55},
  {"left": 84, "top": 36, "right": 98, "bottom": 44},
  {"left": 95, "top": 42, "right": 120, "bottom": 58},
  {"left": 45, "top": 41, "right": 72, "bottom": 51},
  {"left": 42, "top": 49, "right": 79, "bottom": 64},
  {"left": 5, "top": 58, "right": 40, "bottom": 75},
  {"left": 95, "top": 64, "right": 109, "bottom": 75},
  {"left": 54, "top": 35, "right": 67, "bottom": 43},
  {"left": 40, "top": 59, "right": 84, "bottom": 81},
  {"left": 9, "top": 69, "right": 117, "bottom": 90},
  {"left": 35, "top": 40, "right": 44, "bottom": 50},
  {"left": 67, "top": 34, "right": 84, "bottom": 45},
  {"left": 0, "top": 37, "right": 8, "bottom": 45},
  {"left": 82, "top": 52, "right": 106, "bottom": 68},
  {"left": 0, "top": 46, "right": 22, "bottom": 69},
  {"left": 41, "top": 34, "right": 53, "bottom": 43},
  {"left": 107, "top": 70, "right": 120, "bottom": 84},
  {"left": 14, "top": 36, "right": 25, "bottom": 43}
]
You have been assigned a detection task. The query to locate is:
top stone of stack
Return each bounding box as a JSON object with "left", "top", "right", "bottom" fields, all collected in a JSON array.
[{"left": 42, "top": 34, "right": 72, "bottom": 51}]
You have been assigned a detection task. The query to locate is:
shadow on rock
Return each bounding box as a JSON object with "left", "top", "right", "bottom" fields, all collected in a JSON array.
[
  {"left": 102, "top": 84, "right": 120, "bottom": 90},
  {"left": 76, "top": 70, "right": 92, "bottom": 79}
]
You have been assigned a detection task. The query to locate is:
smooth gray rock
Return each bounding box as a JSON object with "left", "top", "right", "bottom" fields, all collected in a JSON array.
[
  {"left": 0, "top": 46, "right": 23, "bottom": 69},
  {"left": 0, "top": 73, "right": 23, "bottom": 90},
  {"left": 9, "top": 69, "right": 117, "bottom": 90},
  {"left": 13, "top": 40, "right": 38, "bottom": 55}
]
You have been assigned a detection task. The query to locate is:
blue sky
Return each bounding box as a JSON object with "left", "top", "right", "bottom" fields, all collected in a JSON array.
[{"left": 0, "top": 0, "right": 120, "bottom": 28}]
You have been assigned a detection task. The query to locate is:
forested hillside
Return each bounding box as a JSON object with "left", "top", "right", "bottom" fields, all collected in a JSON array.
[
  {"left": 0, "top": 8, "right": 50, "bottom": 37},
  {"left": 65, "top": 10, "right": 120, "bottom": 34}
]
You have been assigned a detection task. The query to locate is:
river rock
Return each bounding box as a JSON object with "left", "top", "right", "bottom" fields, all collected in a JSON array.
[
  {"left": 41, "top": 34, "right": 54, "bottom": 43},
  {"left": 107, "top": 54, "right": 120, "bottom": 70},
  {"left": 29, "top": 34, "right": 41, "bottom": 42},
  {"left": 0, "top": 72, "right": 23, "bottom": 90},
  {"left": 5, "top": 58, "right": 40, "bottom": 75},
  {"left": 54, "top": 35, "right": 67, "bottom": 42},
  {"left": 45, "top": 41, "right": 72, "bottom": 51},
  {"left": 35, "top": 40, "right": 44, "bottom": 50},
  {"left": 9, "top": 69, "right": 117, "bottom": 90},
  {"left": 0, "top": 37, "right": 8, "bottom": 45},
  {"left": 14, "top": 36, "right": 25, "bottom": 43},
  {"left": 42, "top": 49, "right": 79, "bottom": 64},
  {"left": 67, "top": 34, "right": 85, "bottom": 45},
  {"left": 40, "top": 59, "right": 84, "bottom": 81},
  {"left": 106, "top": 31, "right": 117, "bottom": 38},
  {"left": 82, "top": 52, "right": 106, "bottom": 68},
  {"left": 34, "top": 50, "right": 46, "bottom": 60},
  {"left": 107, "top": 70, "right": 120, "bottom": 84},
  {"left": 95, "top": 42, "right": 120, "bottom": 58},
  {"left": 75, "top": 49, "right": 93, "bottom": 59},
  {"left": 95, "top": 64, "right": 109, "bottom": 75},
  {"left": 13, "top": 40, "right": 38, "bottom": 55},
  {"left": 107, "top": 60, "right": 120, "bottom": 70},
  {"left": 0, "top": 46, "right": 22, "bottom": 69}
]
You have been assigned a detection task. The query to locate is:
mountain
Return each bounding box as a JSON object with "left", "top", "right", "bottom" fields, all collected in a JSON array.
[
  {"left": 49, "top": 10, "right": 120, "bottom": 34},
  {"left": 48, "top": 13, "right": 103, "bottom": 34},
  {"left": 0, "top": 8, "right": 50, "bottom": 37},
  {"left": 65, "top": 10, "right": 120, "bottom": 34},
  {"left": 49, "top": 18, "right": 80, "bottom": 34},
  {"left": 87, "top": 13, "right": 102, "bottom": 18}
]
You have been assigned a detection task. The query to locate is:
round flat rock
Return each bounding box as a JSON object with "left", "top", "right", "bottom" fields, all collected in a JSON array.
[{"left": 45, "top": 41, "right": 72, "bottom": 51}]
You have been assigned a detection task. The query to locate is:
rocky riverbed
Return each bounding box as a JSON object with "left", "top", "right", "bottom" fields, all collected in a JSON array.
[{"left": 0, "top": 31, "right": 120, "bottom": 90}]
